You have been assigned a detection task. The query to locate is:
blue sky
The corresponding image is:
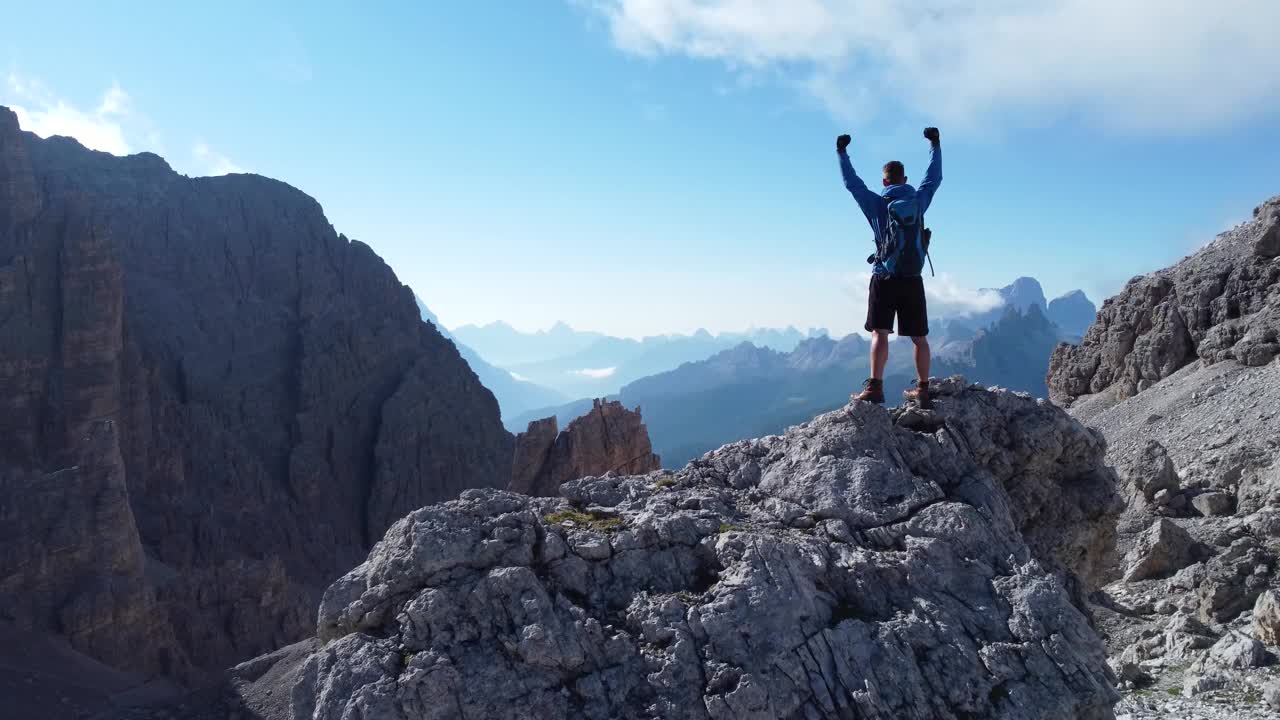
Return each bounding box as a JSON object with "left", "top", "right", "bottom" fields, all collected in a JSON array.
[{"left": 4, "top": 1, "right": 1279, "bottom": 338}]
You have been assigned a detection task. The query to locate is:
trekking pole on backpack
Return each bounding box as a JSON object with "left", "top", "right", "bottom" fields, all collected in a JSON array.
[{"left": 922, "top": 228, "right": 935, "bottom": 277}]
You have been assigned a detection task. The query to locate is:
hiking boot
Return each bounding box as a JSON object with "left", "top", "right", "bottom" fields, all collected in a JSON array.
[
  {"left": 904, "top": 380, "right": 933, "bottom": 410},
  {"left": 852, "top": 378, "right": 885, "bottom": 404}
]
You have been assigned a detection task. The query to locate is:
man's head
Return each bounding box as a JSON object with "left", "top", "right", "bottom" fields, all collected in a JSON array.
[{"left": 882, "top": 161, "right": 906, "bottom": 187}]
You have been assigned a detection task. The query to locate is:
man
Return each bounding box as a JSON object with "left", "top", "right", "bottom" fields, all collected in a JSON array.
[{"left": 837, "top": 127, "right": 942, "bottom": 408}]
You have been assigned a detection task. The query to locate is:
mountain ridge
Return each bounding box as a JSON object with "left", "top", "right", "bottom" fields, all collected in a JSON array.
[{"left": 0, "top": 105, "right": 514, "bottom": 685}]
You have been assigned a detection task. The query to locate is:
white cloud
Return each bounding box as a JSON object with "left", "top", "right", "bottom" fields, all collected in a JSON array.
[
  {"left": 6, "top": 73, "right": 132, "bottom": 154},
  {"left": 925, "top": 274, "right": 1006, "bottom": 318},
  {"left": 840, "top": 269, "right": 1007, "bottom": 321},
  {"left": 571, "top": 367, "right": 618, "bottom": 379},
  {"left": 96, "top": 82, "right": 129, "bottom": 116},
  {"left": 193, "top": 141, "right": 243, "bottom": 176},
  {"left": 2, "top": 72, "right": 247, "bottom": 176},
  {"left": 585, "top": 0, "right": 1280, "bottom": 133}
]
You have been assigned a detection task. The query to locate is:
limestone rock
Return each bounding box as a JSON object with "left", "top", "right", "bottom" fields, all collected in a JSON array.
[
  {"left": 1254, "top": 207, "right": 1279, "bottom": 259},
  {"left": 1182, "top": 670, "right": 1231, "bottom": 697},
  {"left": 1049, "top": 196, "right": 1280, "bottom": 717},
  {"left": 1163, "top": 614, "right": 1216, "bottom": 660},
  {"left": 1254, "top": 590, "right": 1280, "bottom": 646},
  {"left": 1049, "top": 195, "right": 1280, "bottom": 404},
  {"left": 237, "top": 381, "right": 1122, "bottom": 720},
  {"left": 1195, "top": 537, "right": 1274, "bottom": 624},
  {"left": 1191, "top": 491, "right": 1234, "bottom": 517},
  {"left": 1129, "top": 441, "right": 1181, "bottom": 503},
  {"left": 1204, "top": 631, "right": 1267, "bottom": 670},
  {"left": 509, "top": 399, "right": 661, "bottom": 497},
  {"left": 0, "top": 105, "right": 513, "bottom": 682},
  {"left": 1265, "top": 679, "right": 1280, "bottom": 710},
  {"left": 511, "top": 417, "right": 559, "bottom": 492},
  {"left": 1123, "top": 518, "right": 1197, "bottom": 582}
]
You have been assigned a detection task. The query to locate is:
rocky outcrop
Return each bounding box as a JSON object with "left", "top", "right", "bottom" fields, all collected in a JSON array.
[
  {"left": 510, "top": 399, "right": 660, "bottom": 497},
  {"left": 1048, "top": 196, "right": 1280, "bottom": 405},
  {"left": 0, "top": 106, "right": 513, "bottom": 682},
  {"left": 212, "top": 379, "right": 1121, "bottom": 720}
]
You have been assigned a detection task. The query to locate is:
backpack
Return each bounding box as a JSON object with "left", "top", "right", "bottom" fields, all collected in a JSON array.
[{"left": 878, "top": 192, "right": 927, "bottom": 277}]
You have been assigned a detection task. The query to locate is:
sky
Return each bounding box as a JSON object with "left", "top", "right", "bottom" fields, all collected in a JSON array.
[{"left": 3, "top": 1, "right": 1279, "bottom": 339}]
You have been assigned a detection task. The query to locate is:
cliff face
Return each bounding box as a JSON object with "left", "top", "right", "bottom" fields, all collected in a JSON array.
[
  {"left": 0, "top": 106, "right": 513, "bottom": 680},
  {"left": 510, "top": 399, "right": 661, "bottom": 497},
  {"left": 218, "top": 379, "right": 1121, "bottom": 720}
]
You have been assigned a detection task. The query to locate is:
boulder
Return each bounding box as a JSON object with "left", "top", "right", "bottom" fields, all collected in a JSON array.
[
  {"left": 1204, "top": 631, "right": 1267, "bottom": 670},
  {"left": 1182, "top": 670, "right": 1231, "bottom": 697},
  {"left": 1195, "top": 537, "right": 1274, "bottom": 624},
  {"left": 1123, "top": 518, "right": 1197, "bottom": 582},
  {"left": 1254, "top": 590, "right": 1280, "bottom": 646},
  {"left": 1191, "top": 491, "right": 1234, "bottom": 517},
  {"left": 1265, "top": 678, "right": 1280, "bottom": 711},
  {"left": 1129, "top": 441, "right": 1181, "bottom": 503},
  {"left": 1163, "top": 614, "right": 1216, "bottom": 660}
]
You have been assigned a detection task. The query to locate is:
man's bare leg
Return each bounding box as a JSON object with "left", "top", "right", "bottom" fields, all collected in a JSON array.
[
  {"left": 871, "top": 330, "right": 890, "bottom": 379},
  {"left": 906, "top": 336, "right": 933, "bottom": 408},
  {"left": 853, "top": 330, "right": 891, "bottom": 403},
  {"left": 911, "top": 336, "right": 930, "bottom": 383}
]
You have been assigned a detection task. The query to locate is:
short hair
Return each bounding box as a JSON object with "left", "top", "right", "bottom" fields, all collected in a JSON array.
[{"left": 882, "top": 161, "right": 906, "bottom": 184}]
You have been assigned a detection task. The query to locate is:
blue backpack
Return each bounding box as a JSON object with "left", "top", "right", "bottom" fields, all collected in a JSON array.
[{"left": 877, "top": 191, "right": 929, "bottom": 277}]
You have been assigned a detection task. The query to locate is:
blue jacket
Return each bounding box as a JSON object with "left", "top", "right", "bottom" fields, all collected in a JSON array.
[{"left": 839, "top": 145, "right": 942, "bottom": 276}]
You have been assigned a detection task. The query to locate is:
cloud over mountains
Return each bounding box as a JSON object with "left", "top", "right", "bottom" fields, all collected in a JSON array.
[{"left": 586, "top": 0, "right": 1280, "bottom": 132}]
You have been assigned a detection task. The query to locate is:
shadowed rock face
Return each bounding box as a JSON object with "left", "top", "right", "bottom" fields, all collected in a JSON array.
[
  {"left": 510, "top": 399, "right": 661, "bottom": 497},
  {"left": 224, "top": 379, "right": 1120, "bottom": 720},
  {"left": 1048, "top": 196, "right": 1280, "bottom": 405},
  {"left": 0, "top": 106, "right": 513, "bottom": 681}
]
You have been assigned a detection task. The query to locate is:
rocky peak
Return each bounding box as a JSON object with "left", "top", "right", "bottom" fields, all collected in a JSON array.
[
  {"left": 1048, "top": 289, "right": 1098, "bottom": 339},
  {"left": 510, "top": 399, "right": 661, "bottom": 497},
  {"left": 998, "top": 275, "right": 1049, "bottom": 310},
  {"left": 220, "top": 378, "right": 1121, "bottom": 720},
  {"left": 1048, "top": 196, "right": 1280, "bottom": 404}
]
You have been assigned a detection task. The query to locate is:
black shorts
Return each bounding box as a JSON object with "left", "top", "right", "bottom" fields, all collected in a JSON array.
[{"left": 865, "top": 275, "right": 929, "bottom": 336}]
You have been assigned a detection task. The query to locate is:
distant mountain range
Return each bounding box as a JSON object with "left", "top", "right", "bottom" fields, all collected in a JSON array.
[
  {"left": 453, "top": 322, "right": 827, "bottom": 399},
  {"left": 416, "top": 299, "right": 568, "bottom": 418},
  {"left": 509, "top": 278, "right": 1093, "bottom": 466},
  {"left": 420, "top": 276, "right": 1094, "bottom": 433},
  {"left": 945, "top": 276, "right": 1096, "bottom": 340}
]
